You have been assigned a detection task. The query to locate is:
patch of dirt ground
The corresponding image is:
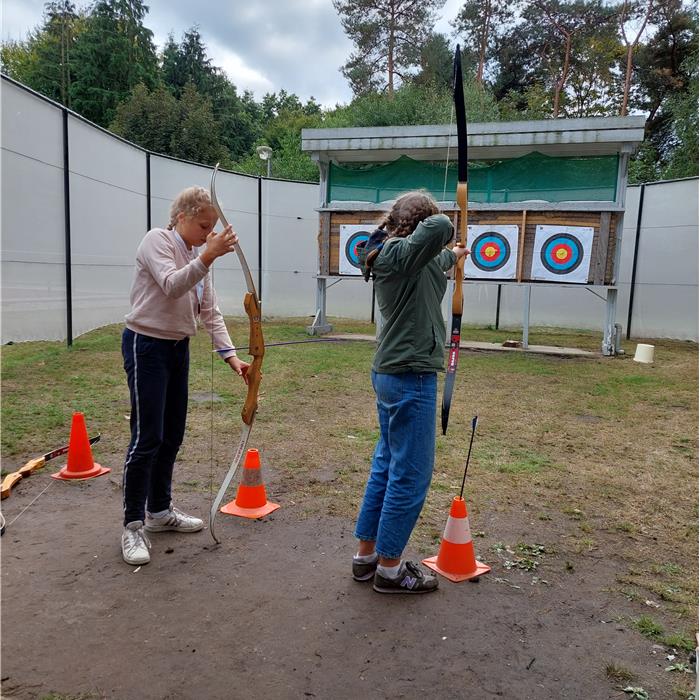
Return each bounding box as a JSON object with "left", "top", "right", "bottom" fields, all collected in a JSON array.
[{"left": 1, "top": 451, "right": 691, "bottom": 700}]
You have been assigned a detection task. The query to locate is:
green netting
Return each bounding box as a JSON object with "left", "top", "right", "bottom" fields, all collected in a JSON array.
[{"left": 328, "top": 152, "right": 619, "bottom": 204}]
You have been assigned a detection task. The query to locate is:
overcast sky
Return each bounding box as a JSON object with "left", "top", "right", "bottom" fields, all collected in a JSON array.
[{"left": 1, "top": 0, "right": 464, "bottom": 107}]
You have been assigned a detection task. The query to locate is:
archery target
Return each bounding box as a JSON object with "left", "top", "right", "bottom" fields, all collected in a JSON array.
[
  {"left": 464, "top": 225, "right": 519, "bottom": 279},
  {"left": 339, "top": 225, "right": 372, "bottom": 275},
  {"left": 531, "top": 225, "right": 593, "bottom": 284}
]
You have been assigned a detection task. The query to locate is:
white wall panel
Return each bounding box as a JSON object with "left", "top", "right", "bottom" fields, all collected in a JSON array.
[
  {"left": 1, "top": 77, "right": 697, "bottom": 343},
  {"left": 262, "top": 179, "right": 319, "bottom": 316},
  {"left": 1, "top": 82, "right": 67, "bottom": 341},
  {"left": 628, "top": 180, "right": 699, "bottom": 340},
  {"left": 67, "top": 117, "right": 147, "bottom": 336}
]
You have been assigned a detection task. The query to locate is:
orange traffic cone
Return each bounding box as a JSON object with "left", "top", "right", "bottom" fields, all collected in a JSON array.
[
  {"left": 51, "top": 412, "right": 110, "bottom": 481},
  {"left": 423, "top": 496, "right": 490, "bottom": 582},
  {"left": 221, "top": 448, "right": 280, "bottom": 519}
]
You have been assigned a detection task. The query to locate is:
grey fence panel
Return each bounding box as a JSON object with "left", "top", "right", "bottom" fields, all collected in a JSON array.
[
  {"left": 1, "top": 80, "right": 67, "bottom": 342},
  {"left": 0, "top": 76, "right": 697, "bottom": 343},
  {"left": 67, "top": 116, "right": 147, "bottom": 337},
  {"left": 628, "top": 179, "right": 698, "bottom": 340},
  {"left": 262, "top": 178, "right": 320, "bottom": 317}
]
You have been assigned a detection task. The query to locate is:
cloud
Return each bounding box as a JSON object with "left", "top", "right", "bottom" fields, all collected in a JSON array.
[{"left": 1, "top": 0, "right": 463, "bottom": 108}]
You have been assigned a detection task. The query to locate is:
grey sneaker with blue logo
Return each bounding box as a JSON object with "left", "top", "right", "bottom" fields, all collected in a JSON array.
[
  {"left": 373, "top": 560, "right": 439, "bottom": 594},
  {"left": 352, "top": 554, "right": 379, "bottom": 581}
]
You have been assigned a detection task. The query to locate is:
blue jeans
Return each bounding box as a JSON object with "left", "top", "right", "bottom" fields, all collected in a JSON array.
[
  {"left": 121, "top": 328, "right": 189, "bottom": 525},
  {"left": 354, "top": 370, "right": 438, "bottom": 559}
]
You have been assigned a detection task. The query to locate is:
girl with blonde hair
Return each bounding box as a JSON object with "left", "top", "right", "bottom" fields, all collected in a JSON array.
[{"left": 120, "top": 185, "right": 248, "bottom": 565}]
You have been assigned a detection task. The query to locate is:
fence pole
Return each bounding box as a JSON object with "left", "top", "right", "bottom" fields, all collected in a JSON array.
[
  {"left": 626, "top": 183, "right": 645, "bottom": 340},
  {"left": 62, "top": 109, "right": 73, "bottom": 347}
]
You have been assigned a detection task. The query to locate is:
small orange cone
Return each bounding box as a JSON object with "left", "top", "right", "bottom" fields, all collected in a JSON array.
[
  {"left": 221, "top": 448, "right": 280, "bottom": 519},
  {"left": 51, "top": 412, "right": 110, "bottom": 481},
  {"left": 423, "top": 496, "right": 490, "bottom": 582}
]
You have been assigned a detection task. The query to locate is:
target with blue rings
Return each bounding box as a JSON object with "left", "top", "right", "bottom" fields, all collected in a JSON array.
[
  {"left": 471, "top": 232, "right": 512, "bottom": 272},
  {"left": 464, "top": 224, "right": 519, "bottom": 279},
  {"left": 540, "top": 233, "right": 584, "bottom": 275},
  {"left": 531, "top": 225, "right": 593, "bottom": 284},
  {"left": 339, "top": 225, "right": 374, "bottom": 275},
  {"left": 343, "top": 230, "right": 370, "bottom": 270}
]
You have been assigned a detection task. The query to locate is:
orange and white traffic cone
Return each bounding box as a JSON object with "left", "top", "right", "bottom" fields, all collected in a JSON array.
[
  {"left": 423, "top": 496, "right": 490, "bottom": 582},
  {"left": 221, "top": 448, "right": 280, "bottom": 519},
  {"left": 51, "top": 412, "right": 110, "bottom": 481}
]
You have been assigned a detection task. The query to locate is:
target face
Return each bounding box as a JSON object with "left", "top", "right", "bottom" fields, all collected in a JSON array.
[
  {"left": 464, "top": 225, "right": 519, "bottom": 279},
  {"left": 339, "top": 225, "right": 372, "bottom": 275},
  {"left": 540, "top": 234, "right": 584, "bottom": 274},
  {"left": 531, "top": 225, "right": 593, "bottom": 284},
  {"left": 471, "top": 232, "right": 512, "bottom": 272}
]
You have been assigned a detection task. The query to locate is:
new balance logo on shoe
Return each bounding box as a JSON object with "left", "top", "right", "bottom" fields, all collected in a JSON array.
[{"left": 373, "top": 560, "right": 439, "bottom": 594}]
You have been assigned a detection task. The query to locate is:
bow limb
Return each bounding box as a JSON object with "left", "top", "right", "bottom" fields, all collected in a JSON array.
[
  {"left": 208, "top": 163, "right": 265, "bottom": 543},
  {"left": 441, "top": 45, "right": 468, "bottom": 436},
  {"left": 1, "top": 434, "right": 101, "bottom": 500}
]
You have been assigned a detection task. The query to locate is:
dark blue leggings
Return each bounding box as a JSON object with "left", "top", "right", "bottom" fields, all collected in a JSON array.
[{"left": 121, "top": 328, "right": 189, "bottom": 525}]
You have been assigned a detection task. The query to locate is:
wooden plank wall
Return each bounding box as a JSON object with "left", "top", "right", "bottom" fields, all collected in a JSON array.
[{"left": 325, "top": 210, "right": 618, "bottom": 285}]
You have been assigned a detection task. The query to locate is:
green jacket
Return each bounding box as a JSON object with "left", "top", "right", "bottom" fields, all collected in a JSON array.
[{"left": 361, "top": 214, "right": 456, "bottom": 374}]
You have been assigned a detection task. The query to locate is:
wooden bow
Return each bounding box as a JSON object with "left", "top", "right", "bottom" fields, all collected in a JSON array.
[
  {"left": 208, "top": 164, "right": 264, "bottom": 543},
  {"left": 1, "top": 434, "right": 101, "bottom": 499},
  {"left": 441, "top": 45, "right": 469, "bottom": 435}
]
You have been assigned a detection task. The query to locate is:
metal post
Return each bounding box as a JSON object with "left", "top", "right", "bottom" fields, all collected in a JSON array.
[
  {"left": 626, "top": 183, "right": 645, "bottom": 340},
  {"left": 258, "top": 177, "right": 263, "bottom": 302},
  {"left": 495, "top": 284, "right": 502, "bottom": 329},
  {"left": 62, "top": 110, "right": 73, "bottom": 347},
  {"left": 307, "top": 278, "right": 333, "bottom": 335},
  {"left": 146, "top": 152, "right": 151, "bottom": 231},
  {"left": 522, "top": 285, "right": 531, "bottom": 349},
  {"left": 602, "top": 287, "right": 618, "bottom": 356}
]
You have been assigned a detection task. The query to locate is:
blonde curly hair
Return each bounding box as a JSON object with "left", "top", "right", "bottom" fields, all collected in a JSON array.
[
  {"left": 167, "top": 186, "right": 216, "bottom": 229},
  {"left": 378, "top": 191, "right": 439, "bottom": 238}
]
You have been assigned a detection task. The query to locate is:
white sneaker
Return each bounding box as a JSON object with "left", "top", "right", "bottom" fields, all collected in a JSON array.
[
  {"left": 144, "top": 506, "right": 204, "bottom": 533},
  {"left": 122, "top": 521, "right": 151, "bottom": 565}
]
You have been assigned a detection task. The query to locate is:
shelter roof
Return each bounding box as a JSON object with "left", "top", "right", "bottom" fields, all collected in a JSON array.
[{"left": 301, "top": 116, "right": 646, "bottom": 162}]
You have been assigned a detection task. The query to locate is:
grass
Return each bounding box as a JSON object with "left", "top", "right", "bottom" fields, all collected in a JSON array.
[{"left": 1, "top": 317, "right": 698, "bottom": 651}]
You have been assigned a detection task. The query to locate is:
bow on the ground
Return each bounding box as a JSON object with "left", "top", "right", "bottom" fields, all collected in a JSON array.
[
  {"left": 208, "top": 163, "right": 264, "bottom": 544},
  {"left": 1, "top": 434, "right": 101, "bottom": 499},
  {"left": 441, "top": 45, "right": 469, "bottom": 436}
]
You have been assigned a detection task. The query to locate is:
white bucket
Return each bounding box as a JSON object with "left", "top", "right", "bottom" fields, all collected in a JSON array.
[{"left": 633, "top": 343, "right": 655, "bottom": 364}]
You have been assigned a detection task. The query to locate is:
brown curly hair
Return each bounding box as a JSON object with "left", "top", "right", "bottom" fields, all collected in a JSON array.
[{"left": 378, "top": 191, "right": 439, "bottom": 238}]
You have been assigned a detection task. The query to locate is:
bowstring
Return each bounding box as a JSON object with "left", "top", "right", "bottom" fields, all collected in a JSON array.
[
  {"left": 442, "top": 53, "right": 458, "bottom": 203},
  {"left": 442, "top": 101, "right": 455, "bottom": 204}
]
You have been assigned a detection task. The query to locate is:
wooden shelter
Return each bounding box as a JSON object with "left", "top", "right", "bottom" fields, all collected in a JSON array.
[{"left": 301, "top": 116, "right": 645, "bottom": 354}]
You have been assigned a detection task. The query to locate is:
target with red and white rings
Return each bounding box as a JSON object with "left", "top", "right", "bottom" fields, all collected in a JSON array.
[
  {"left": 464, "top": 224, "right": 519, "bottom": 279},
  {"left": 531, "top": 225, "right": 594, "bottom": 284},
  {"left": 339, "top": 225, "right": 373, "bottom": 275},
  {"left": 471, "top": 232, "right": 511, "bottom": 272},
  {"left": 540, "top": 234, "right": 583, "bottom": 274}
]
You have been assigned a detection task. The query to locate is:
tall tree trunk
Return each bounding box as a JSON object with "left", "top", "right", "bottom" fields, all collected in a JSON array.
[
  {"left": 621, "top": 44, "right": 634, "bottom": 116},
  {"left": 553, "top": 32, "right": 571, "bottom": 117},
  {"left": 387, "top": 1, "right": 395, "bottom": 97},
  {"left": 476, "top": 0, "right": 492, "bottom": 85},
  {"left": 619, "top": 0, "right": 654, "bottom": 116}
]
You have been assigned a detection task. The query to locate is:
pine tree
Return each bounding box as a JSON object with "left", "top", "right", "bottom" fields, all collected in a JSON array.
[{"left": 70, "top": 0, "right": 158, "bottom": 126}]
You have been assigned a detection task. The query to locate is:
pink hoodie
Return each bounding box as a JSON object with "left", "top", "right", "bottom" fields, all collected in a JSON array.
[{"left": 125, "top": 228, "right": 236, "bottom": 359}]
